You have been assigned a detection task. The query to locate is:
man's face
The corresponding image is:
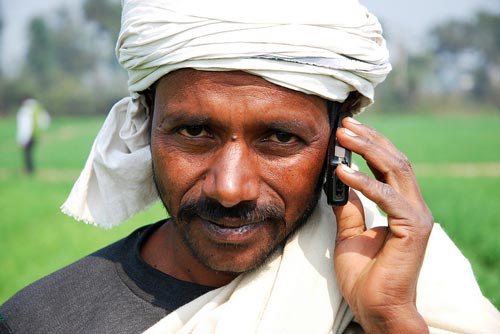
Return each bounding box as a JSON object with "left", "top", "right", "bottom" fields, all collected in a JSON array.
[{"left": 151, "top": 69, "right": 330, "bottom": 275}]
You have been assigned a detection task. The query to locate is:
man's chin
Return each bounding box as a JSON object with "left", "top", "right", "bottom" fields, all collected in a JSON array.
[{"left": 197, "top": 242, "right": 284, "bottom": 276}]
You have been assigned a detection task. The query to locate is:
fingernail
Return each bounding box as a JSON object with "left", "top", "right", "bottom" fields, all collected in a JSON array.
[
  {"left": 340, "top": 164, "right": 355, "bottom": 173},
  {"left": 343, "top": 128, "right": 358, "bottom": 137},
  {"left": 346, "top": 117, "right": 360, "bottom": 124}
]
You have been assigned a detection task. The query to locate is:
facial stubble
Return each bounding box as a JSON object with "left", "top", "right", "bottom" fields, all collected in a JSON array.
[{"left": 152, "top": 164, "right": 326, "bottom": 276}]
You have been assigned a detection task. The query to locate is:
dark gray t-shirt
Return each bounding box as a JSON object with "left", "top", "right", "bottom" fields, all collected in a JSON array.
[{"left": 0, "top": 221, "right": 215, "bottom": 334}]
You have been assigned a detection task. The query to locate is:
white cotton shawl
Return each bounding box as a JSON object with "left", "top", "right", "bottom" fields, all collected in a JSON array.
[
  {"left": 141, "top": 195, "right": 356, "bottom": 334},
  {"left": 140, "top": 197, "right": 500, "bottom": 334},
  {"left": 61, "top": 0, "right": 392, "bottom": 228}
]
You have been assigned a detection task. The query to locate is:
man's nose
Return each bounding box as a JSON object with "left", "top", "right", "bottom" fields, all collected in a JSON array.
[{"left": 202, "top": 141, "right": 260, "bottom": 208}]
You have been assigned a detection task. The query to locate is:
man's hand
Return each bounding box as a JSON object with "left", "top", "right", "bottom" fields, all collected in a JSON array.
[{"left": 333, "top": 117, "right": 433, "bottom": 334}]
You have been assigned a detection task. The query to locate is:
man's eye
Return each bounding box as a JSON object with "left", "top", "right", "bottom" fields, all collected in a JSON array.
[
  {"left": 268, "top": 131, "right": 297, "bottom": 143},
  {"left": 178, "top": 125, "right": 209, "bottom": 138}
]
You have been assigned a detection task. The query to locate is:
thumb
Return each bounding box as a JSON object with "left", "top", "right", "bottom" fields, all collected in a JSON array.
[{"left": 333, "top": 190, "right": 365, "bottom": 242}]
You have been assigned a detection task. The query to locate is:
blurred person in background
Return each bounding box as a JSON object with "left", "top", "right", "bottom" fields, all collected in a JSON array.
[{"left": 16, "top": 97, "right": 50, "bottom": 175}]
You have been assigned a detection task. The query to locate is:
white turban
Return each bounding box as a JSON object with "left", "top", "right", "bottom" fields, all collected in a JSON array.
[{"left": 61, "top": 0, "right": 391, "bottom": 228}]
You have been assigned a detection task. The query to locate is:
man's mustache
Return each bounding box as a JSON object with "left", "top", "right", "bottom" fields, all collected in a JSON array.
[{"left": 177, "top": 197, "right": 285, "bottom": 225}]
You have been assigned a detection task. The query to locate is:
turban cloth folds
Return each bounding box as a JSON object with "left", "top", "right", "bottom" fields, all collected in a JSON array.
[{"left": 62, "top": 0, "right": 391, "bottom": 227}]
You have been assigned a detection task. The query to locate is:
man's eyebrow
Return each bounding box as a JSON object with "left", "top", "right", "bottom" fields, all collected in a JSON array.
[
  {"left": 256, "top": 119, "right": 318, "bottom": 134},
  {"left": 162, "top": 110, "right": 211, "bottom": 125},
  {"left": 161, "top": 110, "right": 321, "bottom": 134}
]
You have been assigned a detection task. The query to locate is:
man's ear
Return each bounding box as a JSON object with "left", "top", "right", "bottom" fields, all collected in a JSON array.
[
  {"left": 340, "top": 91, "right": 362, "bottom": 114},
  {"left": 143, "top": 86, "right": 156, "bottom": 114},
  {"left": 142, "top": 84, "right": 157, "bottom": 137}
]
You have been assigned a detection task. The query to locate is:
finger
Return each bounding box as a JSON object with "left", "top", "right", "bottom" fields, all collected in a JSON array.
[
  {"left": 334, "top": 226, "right": 388, "bottom": 294},
  {"left": 339, "top": 119, "right": 414, "bottom": 186},
  {"left": 336, "top": 164, "right": 433, "bottom": 281},
  {"left": 333, "top": 190, "right": 365, "bottom": 242},
  {"left": 337, "top": 119, "right": 428, "bottom": 212},
  {"left": 333, "top": 189, "right": 388, "bottom": 259},
  {"left": 336, "top": 164, "right": 433, "bottom": 235},
  {"left": 342, "top": 117, "right": 401, "bottom": 156}
]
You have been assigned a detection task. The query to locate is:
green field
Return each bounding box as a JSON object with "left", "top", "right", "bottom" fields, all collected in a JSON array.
[{"left": 1, "top": 112, "right": 499, "bottom": 310}]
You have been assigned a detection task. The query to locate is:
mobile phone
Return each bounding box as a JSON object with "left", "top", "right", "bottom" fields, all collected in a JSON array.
[{"left": 324, "top": 102, "right": 352, "bottom": 206}]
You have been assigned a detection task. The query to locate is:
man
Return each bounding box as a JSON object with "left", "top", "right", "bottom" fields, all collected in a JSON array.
[
  {"left": 1, "top": 0, "right": 499, "bottom": 333},
  {"left": 16, "top": 97, "right": 50, "bottom": 175}
]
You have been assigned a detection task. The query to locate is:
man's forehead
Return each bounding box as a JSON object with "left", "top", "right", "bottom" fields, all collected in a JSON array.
[
  {"left": 152, "top": 69, "right": 329, "bottom": 132},
  {"left": 156, "top": 69, "right": 328, "bottom": 108}
]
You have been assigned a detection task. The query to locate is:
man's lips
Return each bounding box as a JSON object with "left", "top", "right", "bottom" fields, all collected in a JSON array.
[
  {"left": 196, "top": 216, "right": 266, "bottom": 242},
  {"left": 207, "top": 221, "right": 259, "bottom": 232}
]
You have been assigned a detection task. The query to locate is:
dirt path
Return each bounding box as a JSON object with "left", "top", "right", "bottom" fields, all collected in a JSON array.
[
  {"left": 412, "top": 162, "right": 500, "bottom": 177},
  {"left": 0, "top": 168, "right": 81, "bottom": 182}
]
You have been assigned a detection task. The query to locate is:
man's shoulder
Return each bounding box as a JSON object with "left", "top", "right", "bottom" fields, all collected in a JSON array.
[
  {"left": 0, "top": 313, "right": 12, "bottom": 334},
  {"left": 0, "top": 244, "right": 120, "bottom": 330},
  {"left": 0, "top": 224, "right": 157, "bottom": 334},
  {"left": 6, "top": 225, "right": 139, "bottom": 302}
]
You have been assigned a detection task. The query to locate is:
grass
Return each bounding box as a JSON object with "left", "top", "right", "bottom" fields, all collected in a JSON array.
[
  {"left": 0, "top": 116, "right": 165, "bottom": 301},
  {"left": 1, "top": 111, "right": 499, "bottom": 310}
]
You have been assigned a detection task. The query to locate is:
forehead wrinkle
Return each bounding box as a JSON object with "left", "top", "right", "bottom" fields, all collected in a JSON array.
[
  {"left": 161, "top": 69, "right": 316, "bottom": 108},
  {"left": 253, "top": 118, "right": 318, "bottom": 135}
]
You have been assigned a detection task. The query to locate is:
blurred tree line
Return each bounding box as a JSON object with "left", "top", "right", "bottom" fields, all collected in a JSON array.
[
  {"left": 375, "top": 11, "right": 500, "bottom": 113},
  {"left": 0, "top": 0, "right": 125, "bottom": 116},
  {"left": 0, "top": 1, "right": 499, "bottom": 116}
]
